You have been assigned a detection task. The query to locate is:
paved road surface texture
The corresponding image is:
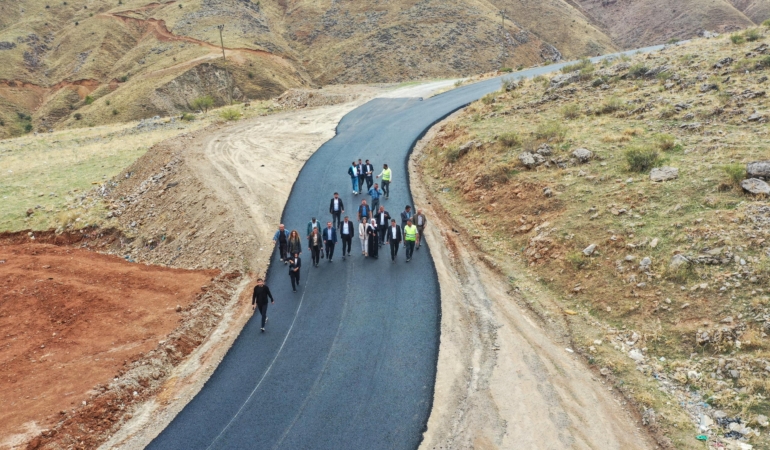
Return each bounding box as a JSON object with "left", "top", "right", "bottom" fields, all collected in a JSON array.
[{"left": 149, "top": 45, "right": 664, "bottom": 450}]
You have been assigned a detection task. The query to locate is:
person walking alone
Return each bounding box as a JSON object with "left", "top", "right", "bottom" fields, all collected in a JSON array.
[
  {"left": 307, "top": 227, "right": 322, "bottom": 267},
  {"left": 368, "top": 183, "right": 382, "bottom": 215},
  {"left": 358, "top": 219, "right": 368, "bottom": 256},
  {"left": 375, "top": 206, "right": 390, "bottom": 247},
  {"left": 357, "top": 199, "right": 371, "bottom": 225},
  {"left": 367, "top": 218, "right": 379, "bottom": 258},
  {"left": 339, "top": 215, "right": 354, "bottom": 259},
  {"left": 376, "top": 163, "right": 391, "bottom": 199},
  {"left": 251, "top": 278, "right": 274, "bottom": 332},
  {"left": 403, "top": 219, "right": 418, "bottom": 262},
  {"left": 288, "top": 252, "right": 301, "bottom": 292},
  {"left": 323, "top": 221, "right": 337, "bottom": 262},
  {"left": 272, "top": 224, "right": 289, "bottom": 263},
  {"left": 287, "top": 230, "right": 302, "bottom": 257},
  {"left": 329, "top": 192, "right": 345, "bottom": 229},
  {"left": 386, "top": 219, "right": 402, "bottom": 263},
  {"left": 364, "top": 159, "right": 374, "bottom": 191},
  {"left": 348, "top": 161, "right": 359, "bottom": 195},
  {"left": 413, "top": 208, "right": 427, "bottom": 249}
]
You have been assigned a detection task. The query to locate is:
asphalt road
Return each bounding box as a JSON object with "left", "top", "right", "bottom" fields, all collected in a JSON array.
[{"left": 148, "top": 44, "right": 665, "bottom": 450}]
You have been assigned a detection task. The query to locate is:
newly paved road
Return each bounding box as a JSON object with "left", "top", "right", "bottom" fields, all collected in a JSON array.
[{"left": 149, "top": 45, "right": 665, "bottom": 450}]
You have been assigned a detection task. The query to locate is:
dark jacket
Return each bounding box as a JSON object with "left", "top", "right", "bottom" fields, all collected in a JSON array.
[
  {"left": 364, "top": 163, "right": 374, "bottom": 178},
  {"left": 329, "top": 197, "right": 345, "bottom": 214},
  {"left": 375, "top": 210, "right": 391, "bottom": 227},
  {"left": 289, "top": 256, "right": 301, "bottom": 273},
  {"left": 322, "top": 227, "right": 338, "bottom": 243},
  {"left": 306, "top": 220, "right": 322, "bottom": 237},
  {"left": 339, "top": 220, "right": 355, "bottom": 238},
  {"left": 386, "top": 224, "right": 402, "bottom": 244},
  {"left": 307, "top": 232, "right": 322, "bottom": 248},
  {"left": 357, "top": 163, "right": 365, "bottom": 177},
  {"left": 252, "top": 285, "right": 274, "bottom": 306},
  {"left": 400, "top": 210, "right": 413, "bottom": 225}
]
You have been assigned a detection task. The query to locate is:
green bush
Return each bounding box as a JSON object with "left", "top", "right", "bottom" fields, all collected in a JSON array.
[
  {"left": 763, "top": 19, "right": 770, "bottom": 28},
  {"left": 445, "top": 145, "right": 461, "bottom": 163},
  {"left": 535, "top": 121, "right": 567, "bottom": 142},
  {"left": 24, "top": 123, "right": 33, "bottom": 133},
  {"left": 722, "top": 164, "right": 746, "bottom": 187},
  {"left": 219, "top": 108, "right": 241, "bottom": 121},
  {"left": 84, "top": 95, "right": 94, "bottom": 105},
  {"left": 498, "top": 132, "right": 521, "bottom": 148},
  {"left": 760, "top": 56, "right": 770, "bottom": 68},
  {"left": 191, "top": 95, "right": 214, "bottom": 113},
  {"left": 653, "top": 133, "right": 677, "bottom": 151},
  {"left": 105, "top": 100, "right": 110, "bottom": 106},
  {"left": 561, "top": 57, "right": 593, "bottom": 74},
  {"left": 73, "top": 113, "right": 82, "bottom": 120},
  {"left": 625, "top": 146, "right": 661, "bottom": 173},
  {"left": 481, "top": 93, "right": 496, "bottom": 105},
  {"left": 499, "top": 67, "right": 513, "bottom": 73},
  {"left": 112, "top": 109, "right": 119, "bottom": 115},
  {"left": 731, "top": 33, "right": 746, "bottom": 44},
  {"left": 667, "top": 38, "right": 681, "bottom": 44},
  {"left": 745, "top": 28, "right": 762, "bottom": 42},
  {"left": 118, "top": 75, "right": 129, "bottom": 82},
  {"left": 181, "top": 112, "right": 195, "bottom": 121},
  {"left": 578, "top": 64, "right": 595, "bottom": 81},
  {"left": 628, "top": 63, "right": 649, "bottom": 78},
  {"left": 454, "top": 79, "right": 464, "bottom": 88},
  {"left": 566, "top": 251, "right": 586, "bottom": 270},
  {"left": 597, "top": 96, "right": 624, "bottom": 115},
  {"left": 562, "top": 103, "right": 581, "bottom": 120}
]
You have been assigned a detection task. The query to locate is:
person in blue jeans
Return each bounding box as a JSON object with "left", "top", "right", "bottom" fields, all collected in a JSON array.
[
  {"left": 348, "top": 161, "right": 359, "bottom": 194},
  {"left": 368, "top": 183, "right": 382, "bottom": 214}
]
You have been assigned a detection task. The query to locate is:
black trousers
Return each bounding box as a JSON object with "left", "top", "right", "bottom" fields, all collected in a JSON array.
[
  {"left": 381, "top": 180, "right": 390, "bottom": 197},
  {"left": 365, "top": 176, "right": 374, "bottom": 190},
  {"left": 341, "top": 236, "right": 352, "bottom": 255},
  {"left": 377, "top": 225, "right": 387, "bottom": 245},
  {"left": 358, "top": 175, "right": 366, "bottom": 191},
  {"left": 290, "top": 271, "right": 300, "bottom": 290},
  {"left": 390, "top": 241, "right": 400, "bottom": 260},
  {"left": 278, "top": 241, "right": 288, "bottom": 260},
  {"left": 405, "top": 240, "right": 415, "bottom": 260},
  {"left": 325, "top": 242, "right": 335, "bottom": 260},
  {"left": 331, "top": 211, "right": 342, "bottom": 228},
  {"left": 257, "top": 303, "right": 268, "bottom": 328},
  {"left": 310, "top": 246, "right": 321, "bottom": 265}
]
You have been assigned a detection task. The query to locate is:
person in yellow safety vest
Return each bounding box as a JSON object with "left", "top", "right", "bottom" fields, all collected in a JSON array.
[
  {"left": 403, "top": 219, "right": 418, "bottom": 262},
  {"left": 376, "top": 163, "right": 392, "bottom": 199}
]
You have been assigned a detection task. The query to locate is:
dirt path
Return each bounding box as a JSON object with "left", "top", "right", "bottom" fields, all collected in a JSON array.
[{"left": 410, "top": 114, "right": 655, "bottom": 449}]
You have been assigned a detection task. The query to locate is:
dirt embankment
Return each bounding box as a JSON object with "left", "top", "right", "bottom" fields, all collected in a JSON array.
[{"left": 0, "top": 231, "right": 243, "bottom": 450}]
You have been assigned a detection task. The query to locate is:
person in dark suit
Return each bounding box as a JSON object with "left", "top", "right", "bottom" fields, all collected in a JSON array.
[
  {"left": 323, "top": 221, "right": 337, "bottom": 262},
  {"left": 329, "top": 192, "right": 345, "bottom": 229},
  {"left": 356, "top": 159, "right": 366, "bottom": 194},
  {"left": 375, "top": 206, "right": 390, "bottom": 246},
  {"left": 385, "top": 219, "right": 402, "bottom": 263},
  {"left": 339, "top": 216, "right": 355, "bottom": 258},
  {"left": 364, "top": 159, "right": 375, "bottom": 190},
  {"left": 288, "top": 252, "right": 301, "bottom": 292},
  {"left": 251, "top": 278, "right": 274, "bottom": 332}
]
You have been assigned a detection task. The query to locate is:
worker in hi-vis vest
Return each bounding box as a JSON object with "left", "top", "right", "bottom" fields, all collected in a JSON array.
[{"left": 376, "top": 163, "right": 392, "bottom": 199}]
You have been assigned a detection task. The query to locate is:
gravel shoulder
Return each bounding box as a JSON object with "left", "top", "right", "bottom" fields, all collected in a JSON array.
[{"left": 411, "top": 113, "right": 656, "bottom": 449}]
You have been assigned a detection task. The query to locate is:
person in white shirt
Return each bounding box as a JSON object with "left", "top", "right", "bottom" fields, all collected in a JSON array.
[{"left": 329, "top": 192, "right": 345, "bottom": 229}]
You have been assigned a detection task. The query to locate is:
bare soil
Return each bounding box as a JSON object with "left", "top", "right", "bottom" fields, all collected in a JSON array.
[{"left": 0, "top": 238, "right": 218, "bottom": 449}]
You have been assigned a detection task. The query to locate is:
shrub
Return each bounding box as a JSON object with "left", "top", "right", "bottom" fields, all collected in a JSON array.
[
  {"left": 665, "top": 263, "right": 696, "bottom": 284},
  {"left": 659, "top": 107, "right": 677, "bottom": 119},
  {"left": 667, "top": 38, "right": 681, "bottom": 44},
  {"left": 112, "top": 109, "right": 119, "bottom": 115},
  {"left": 118, "top": 75, "right": 129, "bottom": 82},
  {"left": 24, "top": 123, "right": 33, "bottom": 133},
  {"left": 731, "top": 33, "right": 746, "bottom": 44},
  {"left": 247, "top": 71, "right": 255, "bottom": 79},
  {"left": 597, "top": 96, "right": 624, "bottom": 115},
  {"left": 105, "top": 100, "right": 110, "bottom": 106},
  {"left": 653, "top": 133, "right": 677, "bottom": 151},
  {"left": 84, "top": 95, "right": 94, "bottom": 105},
  {"left": 219, "top": 108, "right": 241, "bottom": 121},
  {"left": 722, "top": 164, "right": 746, "bottom": 187},
  {"left": 191, "top": 95, "right": 214, "bottom": 112},
  {"left": 533, "top": 75, "right": 548, "bottom": 86},
  {"left": 561, "top": 57, "right": 593, "bottom": 74},
  {"left": 760, "top": 55, "right": 770, "bottom": 68},
  {"left": 498, "top": 132, "right": 521, "bottom": 148},
  {"left": 628, "top": 63, "right": 649, "bottom": 78},
  {"left": 624, "top": 146, "right": 661, "bottom": 172},
  {"left": 481, "top": 93, "right": 496, "bottom": 105},
  {"left": 501, "top": 77, "right": 517, "bottom": 92},
  {"left": 445, "top": 145, "right": 461, "bottom": 163},
  {"left": 535, "top": 121, "right": 567, "bottom": 142},
  {"left": 454, "top": 79, "right": 464, "bottom": 88},
  {"left": 562, "top": 103, "right": 581, "bottom": 120},
  {"left": 566, "top": 251, "right": 586, "bottom": 270},
  {"left": 499, "top": 67, "right": 513, "bottom": 73},
  {"left": 578, "top": 64, "right": 595, "bottom": 81},
  {"left": 181, "top": 112, "right": 195, "bottom": 121},
  {"left": 73, "top": 113, "right": 82, "bottom": 120},
  {"left": 764, "top": 19, "right": 770, "bottom": 28},
  {"left": 745, "top": 28, "right": 762, "bottom": 42}
]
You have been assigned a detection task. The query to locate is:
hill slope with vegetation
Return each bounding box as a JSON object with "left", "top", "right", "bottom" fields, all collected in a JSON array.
[{"left": 419, "top": 29, "right": 770, "bottom": 448}]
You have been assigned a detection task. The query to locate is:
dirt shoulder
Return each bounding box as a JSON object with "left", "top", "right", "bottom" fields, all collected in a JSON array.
[{"left": 411, "top": 113, "right": 656, "bottom": 449}]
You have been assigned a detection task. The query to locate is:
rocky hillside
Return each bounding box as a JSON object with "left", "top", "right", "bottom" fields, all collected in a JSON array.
[
  {"left": 0, "top": 0, "right": 769, "bottom": 138},
  {"left": 419, "top": 30, "right": 770, "bottom": 448}
]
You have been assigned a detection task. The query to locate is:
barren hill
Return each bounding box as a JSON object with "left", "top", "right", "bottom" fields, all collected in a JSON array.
[{"left": 0, "top": 0, "right": 768, "bottom": 137}]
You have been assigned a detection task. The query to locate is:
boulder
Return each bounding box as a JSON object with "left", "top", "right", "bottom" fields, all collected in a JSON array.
[
  {"left": 669, "top": 254, "right": 690, "bottom": 270},
  {"left": 700, "top": 83, "right": 719, "bottom": 93},
  {"left": 650, "top": 166, "right": 679, "bottom": 182},
  {"left": 458, "top": 140, "right": 480, "bottom": 158},
  {"left": 518, "top": 152, "right": 536, "bottom": 168},
  {"left": 572, "top": 148, "right": 593, "bottom": 163},
  {"left": 549, "top": 71, "right": 580, "bottom": 90},
  {"left": 536, "top": 144, "right": 553, "bottom": 156},
  {"left": 742, "top": 178, "right": 770, "bottom": 195},
  {"left": 747, "top": 160, "right": 770, "bottom": 179},
  {"left": 583, "top": 244, "right": 597, "bottom": 256}
]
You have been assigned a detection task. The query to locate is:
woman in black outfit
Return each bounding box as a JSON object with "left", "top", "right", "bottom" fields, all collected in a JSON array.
[
  {"left": 289, "top": 252, "right": 301, "bottom": 292},
  {"left": 366, "top": 219, "right": 379, "bottom": 259},
  {"left": 307, "top": 228, "right": 322, "bottom": 267},
  {"left": 287, "top": 230, "right": 302, "bottom": 257}
]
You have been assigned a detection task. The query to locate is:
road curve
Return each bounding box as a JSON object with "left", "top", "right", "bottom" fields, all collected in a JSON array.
[{"left": 148, "top": 44, "right": 665, "bottom": 450}]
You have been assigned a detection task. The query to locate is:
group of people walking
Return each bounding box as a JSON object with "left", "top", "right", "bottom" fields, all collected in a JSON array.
[{"left": 257, "top": 160, "right": 428, "bottom": 332}]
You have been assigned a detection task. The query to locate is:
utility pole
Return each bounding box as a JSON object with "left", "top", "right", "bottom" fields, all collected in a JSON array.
[
  {"left": 217, "top": 24, "right": 233, "bottom": 105},
  {"left": 497, "top": 10, "right": 507, "bottom": 70}
]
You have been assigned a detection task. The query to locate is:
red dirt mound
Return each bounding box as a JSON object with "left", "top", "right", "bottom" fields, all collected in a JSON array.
[{"left": 0, "top": 242, "right": 217, "bottom": 448}]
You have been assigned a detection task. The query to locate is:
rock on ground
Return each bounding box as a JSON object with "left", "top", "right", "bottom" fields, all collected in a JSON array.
[
  {"left": 747, "top": 160, "right": 770, "bottom": 180},
  {"left": 572, "top": 148, "right": 593, "bottom": 163},
  {"left": 742, "top": 178, "right": 770, "bottom": 195},
  {"left": 650, "top": 166, "right": 679, "bottom": 182}
]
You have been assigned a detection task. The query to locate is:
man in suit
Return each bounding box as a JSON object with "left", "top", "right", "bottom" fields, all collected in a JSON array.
[
  {"left": 329, "top": 192, "right": 345, "bottom": 229},
  {"left": 323, "top": 221, "right": 337, "bottom": 262},
  {"left": 385, "top": 219, "right": 402, "bottom": 263},
  {"left": 339, "top": 215, "right": 354, "bottom": 258},
  {"left": 375, "top": 206, "right": 390, "bottom": 246},
  {"left": 364, "top": 159, "right": 375, "bottom": 190},
  {"left": 356, "top": 159, "right": 366, "bottom": 194}
]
